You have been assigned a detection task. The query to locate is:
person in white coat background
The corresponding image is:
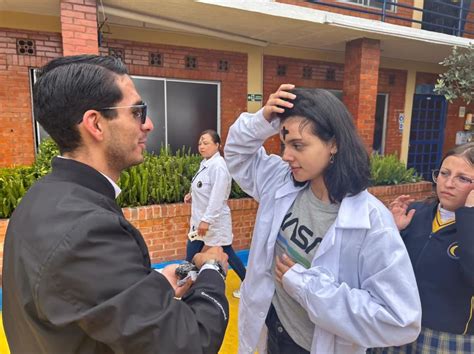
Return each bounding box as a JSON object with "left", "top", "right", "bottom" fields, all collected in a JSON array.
[
  {"left": 184, "top": 129, "right": 246, "bottom": 298},
  {"left": 224, "top": 85, "right": 422, "bottom": 354}
]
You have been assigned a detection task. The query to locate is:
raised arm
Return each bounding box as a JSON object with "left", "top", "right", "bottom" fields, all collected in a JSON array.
[{"left": 224, "top": 84, "right": 296, "bottom": 201}]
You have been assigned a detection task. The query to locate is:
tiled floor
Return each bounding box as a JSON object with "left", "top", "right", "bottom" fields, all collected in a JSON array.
[{"left": 0, "top": 270, "right": 241, "bottom": 354}]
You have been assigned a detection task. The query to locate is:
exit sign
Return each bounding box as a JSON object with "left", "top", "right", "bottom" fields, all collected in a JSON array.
[{"left": 247, "top": 94, "right": 263, "bottom": 102}]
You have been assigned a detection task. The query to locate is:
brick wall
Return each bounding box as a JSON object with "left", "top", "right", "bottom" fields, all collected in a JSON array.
[
  {"left": 262, "top": 53, "right": 405, "bottom": 156},
  {"left": 462, "top": 1, "right": 474, "bottom": 39},
  {"left": 0, "top": 182, "right": 434, "bottom": 277},
  {"left": 99, "top": 38, "right": 247, "bottom": 145},
  {"left": 60, "top": 0, "right": 98, "bottom": 56},
  {"left": 343, "top": 38, "right": 381, "bottom": 151},
  {"left": 377, "top": 68, "right": 407, "bottom": 156},
  {"left": 277, "top": 0, "right": 415, "bottom": 27},
  {"left": 0, "top": 28, "right": 62, "bottom": 167},
  {"left": 369, "top": 181, "right": 433, "bottom": 205},
  {"left": 121, "top": 198, "right": 258, "bottom": 263},
  {"left": 0, "top": 31, "right": 247, "bottom": 167},
  {"left": 263, "top": 55, "right": 344, "bottom": 153}
]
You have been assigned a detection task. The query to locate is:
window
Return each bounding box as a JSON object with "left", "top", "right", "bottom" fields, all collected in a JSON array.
[
  {"left": 372, "top": 94, "right": 389, "bottom": 155},
  {"left": 30, "top": 70, "right": 220, "bottom": 155},
  {"left": 131, "top": 77, "right": 219, "bottom": 154},
  {"left": 340, "top": 0, "right": 395, "bottom": 12}
]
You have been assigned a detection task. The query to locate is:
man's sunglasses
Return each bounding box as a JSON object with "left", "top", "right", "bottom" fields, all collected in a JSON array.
[{"left": 97, "top": 102, "right": 148, "bottom": 124}]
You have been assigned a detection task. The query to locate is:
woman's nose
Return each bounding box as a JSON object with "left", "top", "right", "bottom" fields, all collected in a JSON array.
[
  {"left": 282, "top": 148, "right": 293, "bottom": 162},
  {"left": 444, "top": 176, "right": 456, "bottom": 188}
]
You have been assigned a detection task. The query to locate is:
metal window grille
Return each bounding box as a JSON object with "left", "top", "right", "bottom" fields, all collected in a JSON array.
[
  {"left": 16, "top": 39, "right": 36, "bottom": 56},
  {"left": 218, "top": 59, "right": 229, "bottom": 72},
  {"left": 150, "top": 52, "right": 163, "bottom": 66},
  {"left": 302, "top": 66, "right": 312, "bottom": 79},
  {"left": 326, "top": 68, "right": 336, "bottom": 81},
  {"left": 277, "top": 64, "right": 287, "bottom": 76},
  {"left": 109, "top": 48, "right": 124, "bottom": 61},
  {"left": 185, "top": 56, "right": 198, "bottom": 69}
]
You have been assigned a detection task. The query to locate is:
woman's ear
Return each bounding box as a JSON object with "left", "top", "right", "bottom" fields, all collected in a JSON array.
[{"left": 329, "top": 138, "right": 338, "bottom": 155}]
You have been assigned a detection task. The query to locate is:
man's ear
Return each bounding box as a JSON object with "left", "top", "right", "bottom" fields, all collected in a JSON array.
[{"left": 81, "top": 110, "right": 105, "bottom": 141}]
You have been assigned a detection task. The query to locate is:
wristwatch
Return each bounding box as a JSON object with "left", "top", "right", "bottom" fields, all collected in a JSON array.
[{"left": 202, "top": 259, "right": 227, "bottom": 280}]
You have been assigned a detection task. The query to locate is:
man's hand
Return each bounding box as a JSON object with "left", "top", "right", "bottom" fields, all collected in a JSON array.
[
  {"left": 389, "top": 195, "right": 416, "bottom": 230},
  {"left": 262, "top": 84, "right": 296, "bottom": 122},
  {"left": 275, "top": 254, "right": 296, "bottom": 283},
  {"left": 161, "top": 264, "right": 193, "bottom": 298},
  {"left": 193, "top": 246, "right": 229, "bottom": 274}
]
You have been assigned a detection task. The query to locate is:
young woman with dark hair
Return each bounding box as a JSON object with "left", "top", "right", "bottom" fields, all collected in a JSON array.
[
  {"left": 370, "top": 142, "right": 474, "bottom": 354},
  {"left": 224, "top": 84, "right": 421, "bottom": 354},
  {"left": 184, "top": 129, "right": 246, "bottom": 298}
]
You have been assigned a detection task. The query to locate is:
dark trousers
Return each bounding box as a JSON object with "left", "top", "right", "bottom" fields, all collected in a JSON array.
[
  {"left": 185, "top": 240, "right": 246, "bottom": 281},
  {"left": 265, "top": 304, "right": 310, "bottom": 354}
]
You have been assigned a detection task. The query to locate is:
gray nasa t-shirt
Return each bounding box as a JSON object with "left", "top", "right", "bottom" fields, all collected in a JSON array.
[{"left": 272, "top": 185, "right": 339, "bottom": 351}]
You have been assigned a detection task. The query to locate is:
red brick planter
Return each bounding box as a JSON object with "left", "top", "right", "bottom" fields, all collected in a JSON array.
[{"left": 0, "top": 181, "right": 433, "bottom": 277}]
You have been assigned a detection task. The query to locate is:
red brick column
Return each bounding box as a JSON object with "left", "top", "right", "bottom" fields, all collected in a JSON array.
[
  {"left": 60, "top": 0, "right": 99, "bottom": 56},
  {"left": 0, "top": 29, "right": 62, "bottom": 167},
  {"left": 343, "top": 38, "right": 381, "bottom": 152}
]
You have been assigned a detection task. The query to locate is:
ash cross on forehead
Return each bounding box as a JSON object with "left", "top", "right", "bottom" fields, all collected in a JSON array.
[{"left": 281, "top": 126, "right": 289, "bottom": 141}]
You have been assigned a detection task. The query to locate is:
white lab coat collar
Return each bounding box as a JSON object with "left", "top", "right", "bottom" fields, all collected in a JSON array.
[
  {"left": 201, "top": 151, "right": 221, "bottom": 168},
  {"left": 335, "top": 190, "right": 371, "bottom": 230}
]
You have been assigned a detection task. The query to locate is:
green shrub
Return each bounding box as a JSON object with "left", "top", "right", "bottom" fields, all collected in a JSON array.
[
  {"left": 117, "top": 147, "right": 202, "bottom": 207},
  {"left": 370, "top": 154, "right": 422, "bottom": 186},
  {"left": 0, "top": 140, "right": 422, "bottom": 218},
  {"left": 116, "top": 147, "right": 248, "bottom": 207},
  {"left": 33, "top": 138, "right": 59, "bottom": 177},
  {"left": 0, "top": 166, "right": 37, "bottom": 218}
]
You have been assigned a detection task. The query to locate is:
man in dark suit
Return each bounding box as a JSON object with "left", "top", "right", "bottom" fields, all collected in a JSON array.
[{"left": 2, "top": 55, "right": 229, "bottom": 354}]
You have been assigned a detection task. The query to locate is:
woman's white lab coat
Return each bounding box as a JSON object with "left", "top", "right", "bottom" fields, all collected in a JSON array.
[
  {"left": 190, "top": 152, "right": 233, "bottom": 246},
  {"left": 224, "top": 110, "right": 421, "bottom": 354}
]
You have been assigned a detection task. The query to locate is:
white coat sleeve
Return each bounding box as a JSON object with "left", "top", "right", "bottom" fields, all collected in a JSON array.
[
  {"left": 282, "top": 226, "right": 421, "bottom": 348},
  {"left": 201, "top": 164, "right": 230, "bottom": 225},
  {"left": 224, "top": 109, "right": 288, "bottom": 202}
]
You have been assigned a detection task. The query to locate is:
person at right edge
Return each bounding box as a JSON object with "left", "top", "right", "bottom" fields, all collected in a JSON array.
[
  {"left": 370, "top": 142, "right": 474, "bottom": 354},
  {"left": 224, "top": 84, "right": 421, "bottom": 354}
]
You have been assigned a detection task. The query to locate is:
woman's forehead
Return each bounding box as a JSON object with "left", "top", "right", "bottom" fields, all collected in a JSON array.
[
  {"left": 199, "top": 134, "right": 213, "bottom": 142},
  {"left": 279, "top": 117, "right": 313, "bottom": 138},
  {"left": 442, "top": 155, "right": 474, "bottom": 173}
]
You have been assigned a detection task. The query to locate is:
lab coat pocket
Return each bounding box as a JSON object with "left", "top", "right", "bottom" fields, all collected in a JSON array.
[{"left": 197, "top": 175, "right": 212, "bottom": 192}]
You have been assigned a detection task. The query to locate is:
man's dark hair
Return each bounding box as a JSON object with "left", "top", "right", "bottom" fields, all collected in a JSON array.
[
  {"left": 199, "top": 129, "right": 221, "bottom": 145},
  {"left": 33, "top": 55, "right": 128, "bottom": 153},
  {"left": 278, "top": 88, "right": 370, "bottom": 203}
]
